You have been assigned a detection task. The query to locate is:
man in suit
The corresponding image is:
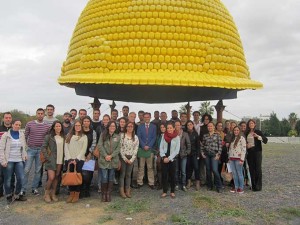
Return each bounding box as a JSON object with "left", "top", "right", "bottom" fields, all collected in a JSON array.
[{"left": 137, "top": 112, "right": 157, "bottom": 189}]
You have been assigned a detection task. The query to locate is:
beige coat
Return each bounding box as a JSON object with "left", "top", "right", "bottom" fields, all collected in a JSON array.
[{"left": 0, "top": 130, "right": 27, "bottom": 164}]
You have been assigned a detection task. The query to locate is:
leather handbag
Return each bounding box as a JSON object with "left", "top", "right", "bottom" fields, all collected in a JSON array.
[
  {"left": 221, "top": 163, "right": 233, "bottom": 182},
  {"left": 62, "top": 163, "right": 82, "bottom": 186},
  {"left": 93, "top": 146, "right": 100, "bottom": 158},
  {"left": 40, "top": 147, "right": 51, "bottom": 164}
]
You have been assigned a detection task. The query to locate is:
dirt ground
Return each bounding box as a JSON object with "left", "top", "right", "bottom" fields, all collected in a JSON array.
[{"left": 0, "top": 143, "right": 299, "bottom": 225}]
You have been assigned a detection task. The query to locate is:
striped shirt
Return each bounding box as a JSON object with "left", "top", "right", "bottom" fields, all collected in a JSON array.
[
  {"left": 8, "top": 138, "right": 22, "bottom": 162},
  {"left": 25, "top": 120, "right": 50, "bottom": 148}
]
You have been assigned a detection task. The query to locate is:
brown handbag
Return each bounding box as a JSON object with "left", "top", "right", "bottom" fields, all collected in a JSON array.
[
  {"left": 93, "top": 146, "right": 100, "bottom": 158},
  {"left": 40, "top": 147, "right": 51, "bottom": 164},
  {"left": 61, "top": 163, "right": 82, "bottom": 186},
  {"left": 221, "top": 163, "right": 233, "bottom": 182}
]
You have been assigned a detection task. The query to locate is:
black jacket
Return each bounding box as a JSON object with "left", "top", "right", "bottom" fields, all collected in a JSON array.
[{"left": 245, "top": 129, "right": 268, "bottom": 152}]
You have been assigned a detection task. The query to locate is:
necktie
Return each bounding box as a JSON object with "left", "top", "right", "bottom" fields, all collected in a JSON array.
[{"left": 146, "top": 124, "right": 149, "bottom": 136}]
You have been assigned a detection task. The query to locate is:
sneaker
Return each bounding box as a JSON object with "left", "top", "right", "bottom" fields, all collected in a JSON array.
[
  {"left": 20, "top": 191, "right": 26, "bottom": 196},
  {"left": 6, "top": 195, "right": 13, "bottom": 204},
  {"left": 32, "top": 189, "right": 39, "bottom": 196},
  {"left": 182, "top": 186, "right": 187, "bottom": 192},
  {"left": 175, "top": 185, "right": 179, "bottom": 191},
  {"left": 15, "top": 195, "right": 27, "bottom": 201},
  {"left": 230, "top": 188, "right": 236, "bottom": 193},
  {"left": 237, "top": 188, "right": 244, "bottom": 194}
]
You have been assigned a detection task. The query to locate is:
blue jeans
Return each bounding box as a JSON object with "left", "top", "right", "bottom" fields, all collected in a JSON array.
[
  {"left": 205, "top": 155, "right": 222, "bottom": 189},
  {"left": 3, "top": 161, "right": 25, "bottom": 195},
  {"left": 176, "top": 157, "right": 187, "bottom": 186},
  {"left": 230, "top": 160, "right": 244, "bottom": 190},
  {"left": 22, "top": 147, "right": 42, "bottom": 192},
  {"left": 100, "top": 168, "right": 115, "bottom": 183}
]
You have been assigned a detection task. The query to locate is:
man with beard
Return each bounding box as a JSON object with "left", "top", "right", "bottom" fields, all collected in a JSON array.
[
  {"left": 62, "top": 112, "right": 72, "bottom": 135},
  {"left": 170, "top": 110, "right": 180, "bottom": 123},
  {"left": 70, "top": 109, "right": 77, "bottom": 124},
  {"left": 0, "top": 112, "right": 13, "bottom": 197},
  {"left": 43, "top": 104, "right": 57, "bottom": 125},
  {"left": 122, "top": 106, "right": 129, "bottom": 119},
  {"left": 78, "top": 109, "right": 87, "bottom": 121}
]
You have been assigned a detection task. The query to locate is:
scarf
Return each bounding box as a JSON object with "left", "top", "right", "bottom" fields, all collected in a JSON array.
[{"left": 164, "top": 131, "right": 178, "bottom": 143}]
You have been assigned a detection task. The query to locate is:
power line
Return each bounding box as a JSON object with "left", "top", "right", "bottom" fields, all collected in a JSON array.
[{"left": 223, "top": 109, "right": 243, "bottom": 120}]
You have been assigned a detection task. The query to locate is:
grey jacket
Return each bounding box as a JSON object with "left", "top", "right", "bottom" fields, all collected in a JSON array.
[
  {"left": 179, "top": 131, "right": 191, "bottom": 158},
  {"left": 0, "top": 130, "right": 27, "bottom": 164}
]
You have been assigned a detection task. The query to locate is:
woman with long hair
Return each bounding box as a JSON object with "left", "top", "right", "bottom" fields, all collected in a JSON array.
[
  {"left": 174, "top": 121, "right": 191, "bottom": 191},
  {"left": 98, "top": 121, "right": 120, "bottom": 202},
  {"left": 245, "top": 119, "right": 268, "bottom": 191},
  {"left": 228, "top": 126, "right": 246, "bottom": 193},
  {"left": 64, "top": 120, "right": 87, "bottom": 203},
  {"left": 119, "top": 122, "right": 139, "bottom": 198},
  {"left": 117, "top": 117, "right": 128, "bottom": 134},
  {"left": 155, "top": 123, "right": 167, "bottom": 190},
  {"left": 41, "top": 121, "right": 65, "bottom": 203},
  {"left": 185, "top": 120, "right": 200, "bottom": 190},
  {"left": 81, "top": 116, "right": 97, "bottom": 198},
  {"left": 0, "top": 119, "right": 27, "bottom": 204},
  {"left": 201, "top": 122, "right": 223, "bottom": 193},
  {"left": 160, "top": 122, "right": 180, "bottom": 198}
]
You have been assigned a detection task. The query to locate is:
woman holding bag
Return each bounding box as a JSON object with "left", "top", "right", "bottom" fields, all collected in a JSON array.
[
  {"left": 228, "top": 126, "right": 246, "bottom": 194},
  {"left": 119, "top": 122, "right": 139, "bottom": 198},
  {"left": 64, "top": 120, "right": 87, "bottom": 203},
  {"left": 98, "top": 121, "right": 120, "bottom": 202},
  {"left": 41, "top": 121, "right": 65, "bottom": 203}
]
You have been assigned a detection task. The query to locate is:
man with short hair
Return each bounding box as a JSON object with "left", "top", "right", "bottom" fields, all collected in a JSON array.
[
  {"left": 22, "top": 108, "right": 50, "bottom": 196},
  {"left": 122, "top": 106, "right": 129, "bottom": 118},
  {"left": 193, "top": 111, "right": 201, "bottom": 135},
  {"left": 159, "top": 112, "right": 168, "bottom": 124},
  {"left": 151, "top": 111, "right": 160, "bottom": 127},
  {"left": 43, "top": 104, "right": 57, "bottom": 125},
  {"left": 92, "top": 109, "right": 101, "bottom": 131},
  {"left": 137, "top": 110, "right": 145, "bottom": 125},
  {"left": 111, "top": 109, "right": 119, "bottom": 122},
  {"left": 180, "top": 112, "right": 188, "bottom": 131},
  {"left": 0, "top": 112, "right": 13, "bottom": 197},
  {"left": 170, "top": 110, "right": 180, "bottom": 123},
  {"left": 70, "top": 109, "right": 77, "bottom": 124},
  {"left": 137, "top": 112, "right": 157, "bottom": 189},
  {"left": 62, "top": 112, "right": 72, "bottom": 135},
  {"left": 78, "top": 109, "right": 87, "bottom": 121}
]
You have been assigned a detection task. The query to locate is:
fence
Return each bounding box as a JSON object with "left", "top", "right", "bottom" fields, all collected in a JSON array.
[{"left": 267, "top": 137, "right": 300, "bottom": 144}]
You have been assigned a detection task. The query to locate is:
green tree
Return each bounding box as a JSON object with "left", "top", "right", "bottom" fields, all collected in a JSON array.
[
  {"left": 267, "top": 112, "right": 281, "bottom": 136},
  {"left": 198, "top": 101, "right": 214, "bottom": 116},
  {"left": 288, "top": 112, "right": 298, "bottom": 130},
  {"left": 295, "top": 120, "right": 300, "bottom": 137},
  {"left": 178, "top": 104, "right": 187, "bottom": 114},
  {"left": 280, "top": 118, "right": 291, "bottom": 136}
]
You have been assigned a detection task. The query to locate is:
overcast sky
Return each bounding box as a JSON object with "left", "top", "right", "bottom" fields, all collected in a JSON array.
[{"left": 1, "top": 0, "right": 299, "bottom": 120}]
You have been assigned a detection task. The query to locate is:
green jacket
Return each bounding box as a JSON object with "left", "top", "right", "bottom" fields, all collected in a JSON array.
[
  {"left": 98, "top": 133, "right": 120, "bottom": 169},
  {"left": 41, "top": 134, "right": 64, "bottom": 170}
]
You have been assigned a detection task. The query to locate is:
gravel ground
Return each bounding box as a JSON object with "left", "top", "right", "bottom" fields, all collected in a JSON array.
[{"left": 0, "top": 143, "right": 299, "bottom": 225}]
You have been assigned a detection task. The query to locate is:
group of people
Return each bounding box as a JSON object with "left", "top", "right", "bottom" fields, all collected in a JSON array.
[{"left": 0, "top": 104, "right": 268, "bottom": 204}]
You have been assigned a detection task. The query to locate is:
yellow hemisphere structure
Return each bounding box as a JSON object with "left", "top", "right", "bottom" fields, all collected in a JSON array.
[{"left": 58, "top": 0, "right": 263, "bottom": 103}]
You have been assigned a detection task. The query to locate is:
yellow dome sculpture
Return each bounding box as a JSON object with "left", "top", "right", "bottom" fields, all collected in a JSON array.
[{"left": 58, "top": 0, "right": 263, "bottom": 103}]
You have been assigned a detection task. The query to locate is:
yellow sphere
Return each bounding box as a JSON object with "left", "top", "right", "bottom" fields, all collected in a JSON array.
[{"left": 58, "top": 0, "right": 262, "bottom": 90}]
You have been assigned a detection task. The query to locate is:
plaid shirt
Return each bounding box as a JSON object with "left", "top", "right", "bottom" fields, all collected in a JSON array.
[{"left": 201, "top": 132, "right": 222, "bottom": 156}]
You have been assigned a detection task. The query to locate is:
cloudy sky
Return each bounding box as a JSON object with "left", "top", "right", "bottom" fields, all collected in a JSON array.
[{"left": 1, "top": 0, "right": 299, "bottom": 120}]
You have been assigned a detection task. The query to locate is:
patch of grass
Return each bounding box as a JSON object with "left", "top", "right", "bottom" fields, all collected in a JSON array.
[
  {"left": 170, "top": 214, "right": 193, "bottom": 225},
  {"left": 218, "top": 209, "right": 246, "bottom": 217},
  {"left": 97, "top": 215, "right": 113, "bottom": 224},
  {"left": 193, "top": 195, "right": 216, "bottom": 209},
  {"left": 107, "top": 199, "right": 149, "bottom": 215},
  {"left": 281, "top": 207, "right": 300, "bottom": 218}
]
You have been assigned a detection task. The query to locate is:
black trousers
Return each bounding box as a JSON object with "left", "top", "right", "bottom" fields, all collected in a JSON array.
[
  {"left": 247, "top": 150, "right": 262, "bottom": 191},
  {"left": 161, "top": 160, "right": 176, "bottom": 193}
]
